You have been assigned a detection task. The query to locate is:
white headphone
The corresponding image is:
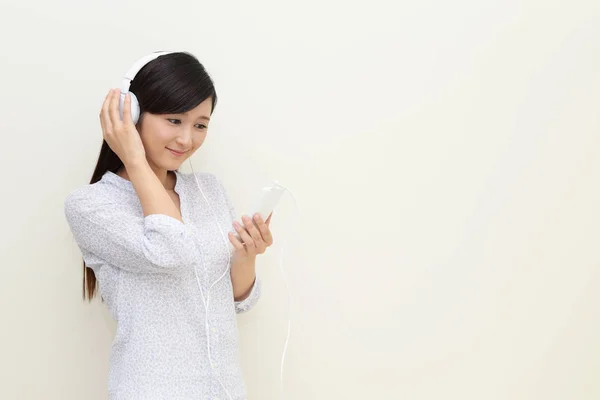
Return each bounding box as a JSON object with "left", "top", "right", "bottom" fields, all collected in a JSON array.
[{"left": 118, "top": 51, "right": 175, "bottom": 124}]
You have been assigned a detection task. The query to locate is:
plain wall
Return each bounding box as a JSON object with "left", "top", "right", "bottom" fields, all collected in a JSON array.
[{"left": 1, "top": 0, "right": 599, "bottom": 399}]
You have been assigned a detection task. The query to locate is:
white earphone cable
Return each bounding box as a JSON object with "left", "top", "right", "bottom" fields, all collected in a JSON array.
[
  {"left": 189, "top": 160, "right": 235, "bottom": 400},
  {"left": 274, "top": 185, "right": 298, "bottom": 400},
  {"left": 188, "top": 160, "right": 298, "bottom": 400}
]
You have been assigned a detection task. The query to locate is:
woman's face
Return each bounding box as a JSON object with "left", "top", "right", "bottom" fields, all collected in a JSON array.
[{"left": 138, "top": 97, "right": 213, "bottom": 171}]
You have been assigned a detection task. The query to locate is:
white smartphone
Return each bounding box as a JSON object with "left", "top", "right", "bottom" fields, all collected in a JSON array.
[
  {"left": 234, "top": 181, "right": 286, "bottom": 239},
  {"left": 250, "top": 181, "right": 286, "bottom": 221}
]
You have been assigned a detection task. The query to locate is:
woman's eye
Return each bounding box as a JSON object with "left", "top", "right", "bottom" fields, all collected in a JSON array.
[
  {"left": 195, "top": 124, "right": 208, "bottom": 130},
  {"left": 167, "top": 119, "right": 181, "bottom": 125}
]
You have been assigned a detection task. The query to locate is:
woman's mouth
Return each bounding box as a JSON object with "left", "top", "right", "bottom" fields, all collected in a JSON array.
[{"left": 166, "top": 147, "right": 189, "bottom": 157}]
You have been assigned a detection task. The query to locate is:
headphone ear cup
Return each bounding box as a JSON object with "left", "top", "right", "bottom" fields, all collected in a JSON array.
[
  {"left": 129, "top": 92, "right": 140, "bottom": 125},
  {"left": 119, "top": 91, "right": 141, "bottom": 124}
]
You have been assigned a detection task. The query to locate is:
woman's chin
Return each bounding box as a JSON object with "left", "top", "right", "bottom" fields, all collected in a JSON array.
[{"left": 151, "top": 158, "right": 185, "bottom": 172}]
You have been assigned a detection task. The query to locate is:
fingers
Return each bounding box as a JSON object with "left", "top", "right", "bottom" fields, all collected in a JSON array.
[
  {"left": 121, "top": 91, "right": 134, "bottom": 126},
  {"left": 233, "top": 221, "right": 255, "bottom": 254},
  {"left": 108, "top": 89, "right": 123, "bottom": 128},
  {"left": 242, "top": 215, "right": 263, "bottom": 245},
  {"left": 228, "top": 232, "right": 246, "bottom": 252},
  {"left": 253, "top": 214, "right": 273, "bottom": 246},
  {"left": 232, "top": 214, "right": 274, "bottom": 256},
  {"left": 100, "top": 89, "right": 114, "bottom": 137}
]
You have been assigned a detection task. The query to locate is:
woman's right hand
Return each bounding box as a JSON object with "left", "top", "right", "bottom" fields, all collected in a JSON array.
[{"left": 100, "top": 88, "right": 146, "bottom": 166}]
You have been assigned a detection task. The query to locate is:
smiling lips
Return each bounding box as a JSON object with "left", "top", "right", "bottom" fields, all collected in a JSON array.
[{"left": 166, "top": 147, "right": 189, "bottom": 157}]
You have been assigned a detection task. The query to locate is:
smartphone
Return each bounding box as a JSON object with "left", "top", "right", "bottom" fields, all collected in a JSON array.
[
  {"left": 234, "top": 182, "right": 286, "bottom": 239},
  {"left": 250, "top": 181, "right": 286, "bottom": 221}
]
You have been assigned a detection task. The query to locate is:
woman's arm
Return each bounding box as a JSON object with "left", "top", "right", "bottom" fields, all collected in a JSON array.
[
  {"left": 230, "top": 252, "right": 256, "bottom": 301},
  {"left": 212, "top": 175, "right": 268, "bottom": 312},
  {"left": 126, "top": 158, "right": 182, "bottom": 221},
  {"left": 64, "top": 89, "right": 199, "bottom": 274},
  {"left": 103, "top": 88, "right": 182, "bottom": 222},
  {"left": 229, "top": 213, "right": 273, "bottom": 309},
  {"left": 65, "top": 185, "right": 200, "bottom": 275}
]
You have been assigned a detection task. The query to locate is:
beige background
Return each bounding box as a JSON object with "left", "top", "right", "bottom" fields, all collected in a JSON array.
[{"left": 0, "top": 0, "right": 599, "bottom": 399}]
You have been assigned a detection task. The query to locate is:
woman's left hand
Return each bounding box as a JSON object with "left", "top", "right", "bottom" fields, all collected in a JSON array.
[
  {"left": 229, "top": 213, "right": 273, "bottom": 263},
  {"left": 229, "top": 213, "right": 273, "bottom": 301}
]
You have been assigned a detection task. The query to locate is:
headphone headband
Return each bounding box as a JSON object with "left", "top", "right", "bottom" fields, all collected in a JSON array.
[{"left": 120, "top": 51, "right": 176, "bottom": 93}]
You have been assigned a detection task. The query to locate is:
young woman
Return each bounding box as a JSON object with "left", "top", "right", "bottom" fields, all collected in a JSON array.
[{"left": 64, "top": 52, "right": 272, "bottom": 400}]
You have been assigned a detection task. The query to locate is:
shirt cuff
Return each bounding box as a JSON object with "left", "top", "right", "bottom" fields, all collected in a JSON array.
[{"left": 234, "top": 275, "right": 262, "bottom": 314}]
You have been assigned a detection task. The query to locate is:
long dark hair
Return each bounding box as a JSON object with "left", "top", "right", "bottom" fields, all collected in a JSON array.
[{"left": 83, "top": 52, "right": 218, "bottom": 301}]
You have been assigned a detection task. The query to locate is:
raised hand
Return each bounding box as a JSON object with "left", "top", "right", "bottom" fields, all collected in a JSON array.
[
  {"left": 100, "top": 88, "right": 146, "bottom": 166},
  {"left": 229, "top": 213, "right": 273, "bottom": 259}
]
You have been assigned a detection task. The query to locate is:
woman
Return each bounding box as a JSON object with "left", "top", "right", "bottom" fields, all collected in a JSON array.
[{"left": 64, "top": 52, "right": 271, "bottom": 400}]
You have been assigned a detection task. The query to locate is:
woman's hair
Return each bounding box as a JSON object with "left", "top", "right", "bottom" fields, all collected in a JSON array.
[{"left": 83, "top": 52, "right": 218, "bottom": 301}]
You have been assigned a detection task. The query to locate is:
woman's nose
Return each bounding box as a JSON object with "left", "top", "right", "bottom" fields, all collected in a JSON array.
[{"left": 176, "top": 128, "right": 193, "bottom": 148}]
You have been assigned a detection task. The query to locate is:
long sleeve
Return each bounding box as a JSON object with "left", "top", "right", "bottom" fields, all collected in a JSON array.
[
  {"left": 209, "top": 174, "right": 262, "bottom": 313},
  {"left": 234, "top": 276, "right": 262, "bottom": 313},
  {"left": 64, "top": 187, "right": 200, "bottom": 274}
]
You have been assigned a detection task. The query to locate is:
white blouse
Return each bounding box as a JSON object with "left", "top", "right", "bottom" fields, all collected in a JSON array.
[{"left": 64, "top": 170, "right": 260, "bottom": 400}]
